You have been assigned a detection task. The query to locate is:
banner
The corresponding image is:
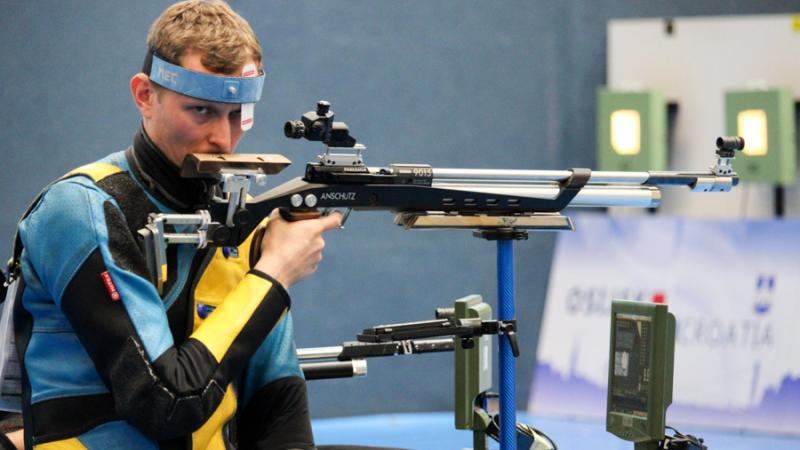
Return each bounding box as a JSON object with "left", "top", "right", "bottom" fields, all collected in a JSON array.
[{"left": 528, "top": 214, "right": 800, "bottom": 435}]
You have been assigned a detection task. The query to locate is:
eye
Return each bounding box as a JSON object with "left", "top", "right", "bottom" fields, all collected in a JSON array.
[{"left": 191, "top": 106, "right": 210, "bottom": 115}]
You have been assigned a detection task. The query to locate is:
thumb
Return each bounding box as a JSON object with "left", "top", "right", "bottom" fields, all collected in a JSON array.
[{"left": 268, "top": 208, "right": 286, "bottom": 224}]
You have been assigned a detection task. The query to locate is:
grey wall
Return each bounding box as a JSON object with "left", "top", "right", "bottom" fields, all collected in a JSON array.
[{"left": 1, "top": 0, "right": 798, "bottom": 419}]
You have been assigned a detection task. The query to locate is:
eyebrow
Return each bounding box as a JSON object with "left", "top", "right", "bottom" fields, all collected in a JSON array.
[{"left": 185, "top": 101, "right": 242, "bottom": 115}]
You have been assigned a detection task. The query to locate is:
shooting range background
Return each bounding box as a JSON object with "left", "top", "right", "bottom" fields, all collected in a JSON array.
[{"left": 1, "top": 0, "right": 799, "bottom": 420}]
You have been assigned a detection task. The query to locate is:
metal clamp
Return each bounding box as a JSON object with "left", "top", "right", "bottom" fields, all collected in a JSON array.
[
  {"left": 219, "top": 172, "right": 267, "bottom": 227},
  {"left": 691, "top": 175, "right": 734, "bottom": 193},
  {"left": 711, "top": 155, "right": 736, "bottom": 177},
  {"left": 319, "top": 144, "right": 366, "bottom": 167},
  {"left": 137, "top": 210, "right": 215, "bottom": 294},
  {"left": 498, "top": 320, "right": 519, "bottom": 358}
]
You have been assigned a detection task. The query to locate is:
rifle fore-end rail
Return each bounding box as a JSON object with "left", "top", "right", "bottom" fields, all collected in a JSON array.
[
  {"left": 201, "top": 162, "right": 737, "bottom": 246},
  {"left": 164, "top": 135, "right": 740, "bottom": 251}
]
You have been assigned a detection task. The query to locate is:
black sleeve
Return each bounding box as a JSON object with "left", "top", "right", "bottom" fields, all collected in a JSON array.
[
  {"left": 55, "top": 202, "right": 291, "bottom": 440},
  {"left": 237, "top": 376, "right": 314, "bottom": 450}
]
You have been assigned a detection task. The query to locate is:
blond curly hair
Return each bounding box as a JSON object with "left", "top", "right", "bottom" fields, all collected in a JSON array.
[{"left": 147, "top": 0, "right": 262, "bottom": 74}]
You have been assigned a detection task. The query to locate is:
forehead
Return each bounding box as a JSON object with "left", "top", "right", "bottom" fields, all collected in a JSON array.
[{"left": 179, "top": 50, "right": 257, "bottom": 77}]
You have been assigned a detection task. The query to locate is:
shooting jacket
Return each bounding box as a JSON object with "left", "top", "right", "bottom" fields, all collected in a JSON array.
[{"left": 14, "top": 129, "right": 313, "bottom": 450}]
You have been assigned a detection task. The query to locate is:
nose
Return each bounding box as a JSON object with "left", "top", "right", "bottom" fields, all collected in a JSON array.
[{"left": 207, "top": 117, "right": 233, "bottom": 152}]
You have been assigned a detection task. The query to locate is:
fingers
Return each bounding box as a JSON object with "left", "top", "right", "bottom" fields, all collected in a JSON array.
[
  {"left": 254, "top": 209, "right": 338, "bottom": 288},
  {"left": 268, "top": 208, "right": 340, "bottom": 231},
  {"left": 319, "top": 211, "right": 343, "bottom": 231}
]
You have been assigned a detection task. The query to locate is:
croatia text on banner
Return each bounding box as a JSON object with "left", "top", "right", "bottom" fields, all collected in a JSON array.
[{"left": 528, "top": 214, "right": 800, "bottom": 435}]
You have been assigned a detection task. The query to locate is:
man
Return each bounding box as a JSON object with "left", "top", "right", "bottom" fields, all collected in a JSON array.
[{"left": 10, "top": 1, "right": 363, "bottom": 449}]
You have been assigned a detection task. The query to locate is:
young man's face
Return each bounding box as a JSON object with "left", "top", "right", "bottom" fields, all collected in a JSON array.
[{"left": 140, "top": 51, "right": 256, "bottom": 167}]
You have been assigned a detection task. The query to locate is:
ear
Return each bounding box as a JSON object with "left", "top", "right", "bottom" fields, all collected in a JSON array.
[{"left": 130, "top": 73, "right": 156, "bottom": 119}]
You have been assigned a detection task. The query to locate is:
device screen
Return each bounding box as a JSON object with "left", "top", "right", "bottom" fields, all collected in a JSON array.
[{"left": 611, "top": 313, "right": 651, "bottom": 416}]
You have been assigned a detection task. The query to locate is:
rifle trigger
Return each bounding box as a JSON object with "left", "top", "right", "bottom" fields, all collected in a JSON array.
[{"left": 340, "top": 208, "right": 352, "bottom": 228}]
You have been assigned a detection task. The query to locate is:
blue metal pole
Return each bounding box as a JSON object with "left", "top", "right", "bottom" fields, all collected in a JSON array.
[{"left": 497, "top": 239, "right": 516, "bottom": 450}]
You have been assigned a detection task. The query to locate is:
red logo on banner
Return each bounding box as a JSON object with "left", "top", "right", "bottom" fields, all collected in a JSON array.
[{"left": 100, "top": 271, "right": 121, "bottom": 301}]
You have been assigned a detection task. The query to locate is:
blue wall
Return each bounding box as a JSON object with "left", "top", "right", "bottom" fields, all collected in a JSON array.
[{"left": 1, "top": 1, "right": 798, "bottom": 419}]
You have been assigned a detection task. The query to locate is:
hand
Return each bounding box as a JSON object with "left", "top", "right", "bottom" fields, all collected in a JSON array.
[
  {"left": 4, "top": 429, "right": 23, "bottom": 450},
  {"left": 253, "top": 209, "right": 341, "bottom": 288}
]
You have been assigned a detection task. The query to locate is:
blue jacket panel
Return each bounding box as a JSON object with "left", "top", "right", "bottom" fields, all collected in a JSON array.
[{"left": 15, "top": 149, "right": 306, "bottom": 449}]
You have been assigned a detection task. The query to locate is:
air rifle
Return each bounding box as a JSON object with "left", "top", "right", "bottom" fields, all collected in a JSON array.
[
  {"left": 138, "top": 101, "right": 743, "bottom": 291},
  {"left": 296, "top": 294, "right": 556, "bottom": 450}
]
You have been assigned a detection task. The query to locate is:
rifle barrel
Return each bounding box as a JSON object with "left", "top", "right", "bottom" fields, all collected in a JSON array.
[
  {"left": 297, "top": 346, "right": 344, "bottom": 360},
  {"left": 432, "top": 168, "right": 733, "bottom": 188}
]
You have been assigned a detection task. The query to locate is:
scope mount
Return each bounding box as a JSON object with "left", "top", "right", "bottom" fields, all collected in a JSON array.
[
  {"left": 712, "top": 135, "right": 744, "bottom": 176},
  {"left": 284, "top": 100, "right": 365, "bottom": 169}
]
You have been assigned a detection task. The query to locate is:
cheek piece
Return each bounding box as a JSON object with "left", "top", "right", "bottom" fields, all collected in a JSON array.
[{"left": 147, "top": 53, "right": 265, "bottom": 130}]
